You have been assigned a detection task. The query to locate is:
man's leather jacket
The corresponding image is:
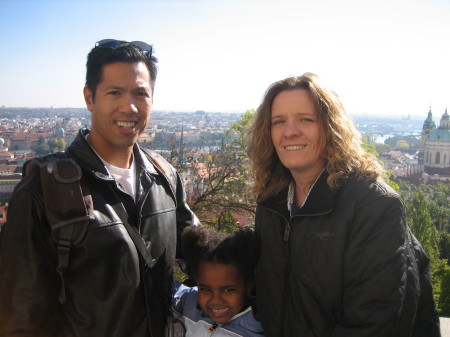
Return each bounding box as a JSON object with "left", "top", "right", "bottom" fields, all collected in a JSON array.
[{"left": 0, "top": 129, "right": 200, "bottom": 337}]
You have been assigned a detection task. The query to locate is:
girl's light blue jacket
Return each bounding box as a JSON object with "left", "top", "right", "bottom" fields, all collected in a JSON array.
[{"left": 172, "top": 282, "right": 265, "bottom": 337}]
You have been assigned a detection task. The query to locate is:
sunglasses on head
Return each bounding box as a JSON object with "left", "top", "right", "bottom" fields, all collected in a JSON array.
[{"left": 95, "top": 39, "right": 153, "bottom": 56}]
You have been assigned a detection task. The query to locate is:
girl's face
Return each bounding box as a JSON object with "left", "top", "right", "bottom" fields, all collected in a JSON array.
[{"left": 196, "top": 261, "right": 251, "bottom": 324}]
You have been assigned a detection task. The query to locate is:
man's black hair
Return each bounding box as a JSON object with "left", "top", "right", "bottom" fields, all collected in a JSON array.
[{"left": 85, "top": 42, "right": 158, "bottom": 101}]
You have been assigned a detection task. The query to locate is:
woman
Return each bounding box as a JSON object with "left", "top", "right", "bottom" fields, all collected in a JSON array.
[{"left": 247, "top": 73, "right": 440, "bottom": 337}]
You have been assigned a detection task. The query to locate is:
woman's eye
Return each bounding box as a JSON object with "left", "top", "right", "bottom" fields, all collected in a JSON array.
[
  {"left": 272, "top": 120, "right": 284, "bottom": 126},
  {"left": 300, "top": 116, "right": 317, "bottom": 123}
]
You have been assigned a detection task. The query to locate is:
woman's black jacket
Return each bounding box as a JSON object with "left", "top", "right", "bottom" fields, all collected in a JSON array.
[{"left": 255, "top": 172, "right": 440, "bottom": 337}]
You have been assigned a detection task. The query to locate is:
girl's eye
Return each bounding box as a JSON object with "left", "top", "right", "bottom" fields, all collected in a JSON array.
[
  {"left": 272, "top": 120, "right": 284, "bottom": 126},
  {"left": 199, "top": 287, "right": 210, "bottom": 292},
  {"left": 224, "top": 287, "right": 236, "bottom": 292}
]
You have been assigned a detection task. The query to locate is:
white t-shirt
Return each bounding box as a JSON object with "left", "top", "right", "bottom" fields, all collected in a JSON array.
[
  {"left": 103, "top": 159, "right": 136, "bottom": 201},
  {"left": 85, "top": 135, "right": 137, "bottom": 201}
]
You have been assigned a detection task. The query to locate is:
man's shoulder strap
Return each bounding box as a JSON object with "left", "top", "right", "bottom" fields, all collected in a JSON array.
[
  {"left": 141, "top": 148, "right": 177, "bottom": 196},
  {"left": 24, "top": 152, "right": 94, "bottom": 304}
]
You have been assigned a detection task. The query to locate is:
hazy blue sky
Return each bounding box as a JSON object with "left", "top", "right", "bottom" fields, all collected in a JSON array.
[{"left": 1, "top": 0, "right": 449, "bottom": 117}]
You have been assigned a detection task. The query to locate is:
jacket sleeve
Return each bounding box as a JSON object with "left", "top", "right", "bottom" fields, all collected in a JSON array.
[
  {"left": 331, "top": 186, "right": 424, "bottom": 337},
  {"left": 172, "top": 280, "right": 195, "bottom": 314},
  {"left": 0, "top": 185, "right": 61, "bottom": 337}
]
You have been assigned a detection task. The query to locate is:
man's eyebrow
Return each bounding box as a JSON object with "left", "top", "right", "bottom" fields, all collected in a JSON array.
[
  {"left": 104, "top": 85, "right": 124, "bottom": 90},
  {"left": 135, "top": 86, "right": 151, "bottom": 91}
]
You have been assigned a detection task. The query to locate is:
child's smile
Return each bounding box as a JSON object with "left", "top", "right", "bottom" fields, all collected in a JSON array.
[{"left": 196, "top": 261, "right": 251, "bottom": 325}]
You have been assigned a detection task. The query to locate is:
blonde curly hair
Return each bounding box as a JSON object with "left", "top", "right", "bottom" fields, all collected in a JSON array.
[{"left": 247, "top": 73, "right": 385, "bottom": 202}]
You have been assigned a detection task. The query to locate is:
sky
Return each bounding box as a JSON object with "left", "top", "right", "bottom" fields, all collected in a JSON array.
[{"left": 1, "top": 0, "right": 450, "bottom": 118}]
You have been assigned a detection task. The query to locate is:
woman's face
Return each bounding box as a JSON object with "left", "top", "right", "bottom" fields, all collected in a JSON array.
[{"left": 270, "top": 89, "right": 325, "bottom": 181}]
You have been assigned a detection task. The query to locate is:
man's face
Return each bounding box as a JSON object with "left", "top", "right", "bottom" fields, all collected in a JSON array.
[{"left": 84, "top": 61, "right": 152, "bottom": 161}]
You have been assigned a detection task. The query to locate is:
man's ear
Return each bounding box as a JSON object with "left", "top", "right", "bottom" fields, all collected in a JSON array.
[{"left": 83, "top": 86, "right": 94, "bottom": 112}]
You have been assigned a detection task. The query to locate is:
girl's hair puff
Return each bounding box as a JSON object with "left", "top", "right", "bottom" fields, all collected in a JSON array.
[{"left": 181, "top": 226, "right": 259, "bottom": 284}]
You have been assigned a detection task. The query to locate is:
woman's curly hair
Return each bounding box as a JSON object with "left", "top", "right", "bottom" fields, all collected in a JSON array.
[
  {"left": 247, "top": 72, "right": 385, "bottom": 201},
  {"left": 181, "top": 226, "right": 259, "bottom": 284}
]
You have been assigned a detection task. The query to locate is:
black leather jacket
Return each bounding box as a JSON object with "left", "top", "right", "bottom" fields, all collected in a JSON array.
[
  {"left": 0, "top": 129, "right": 200, "bottom": 337},
  {"left": 255, "top": 171, "right": 440, "bottom": 337}
]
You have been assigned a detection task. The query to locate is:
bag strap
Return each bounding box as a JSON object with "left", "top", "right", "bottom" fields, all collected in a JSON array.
[
  {"left": 108, "top": 201, "right": 157, "bottom": 268},
  {"left": 26, "top": 154, "right": 94, "bottom": 304},
  {"left": 141, "top": 148, "right": 177, "bottom": 198}
]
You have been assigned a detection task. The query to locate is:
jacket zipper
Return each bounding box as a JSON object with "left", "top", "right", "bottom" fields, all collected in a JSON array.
[
  {"left": 281, "top": 217, "right": 292, "bottom": 336},
  {"left": 284, "top": 221, "right": 291, "bottom": 242}
]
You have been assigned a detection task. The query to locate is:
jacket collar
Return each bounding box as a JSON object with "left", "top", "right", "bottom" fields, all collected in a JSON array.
[
  {"left": 260, "top": 170, "right": 335, "bottom": 217},
  {"left": 66, "top": 129, "right": 152, "bottom": 180}
]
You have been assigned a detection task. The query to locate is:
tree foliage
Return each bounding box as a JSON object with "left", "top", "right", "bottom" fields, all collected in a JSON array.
[
  {"left": 395, "top": 139, "right": 409, "bottom": 150},
  {"left": 159, "top": 110, "right": 257, "bottom": 232},
  {"left": 362, "top": 137, "right": 399, "bottom": 191},
  {"left": 34, "top": 138, "right": 67, "bottom": 155},
  {"left": 439, "top": 267, "right": 450, "bottom": 316},
  {"left": 405, "top": 190, "right": 450, "bottom": 312}
]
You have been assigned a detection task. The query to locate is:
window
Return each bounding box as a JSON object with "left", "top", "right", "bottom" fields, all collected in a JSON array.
[{"left": 435, "top": 152, "right": 440, "bottom": 164}]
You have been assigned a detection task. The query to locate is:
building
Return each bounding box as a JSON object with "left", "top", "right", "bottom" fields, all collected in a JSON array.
[{"left": 420, "top": 108, "right": 450, "bottom": 182}]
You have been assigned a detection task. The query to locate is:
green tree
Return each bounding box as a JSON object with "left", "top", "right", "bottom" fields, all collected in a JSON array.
[
  {"left": 48, "top": 138, "right": 67, "bottom": 152},
  {"left": 375, "top": 143, "right": 391, "bottom": 155},
  {"left": 439, "top": 267, "right": 450, "bottom": 316},
  {"left": 363, "top": 138, "right": 399, "bottom": 191},
  {"left": 217, "top": 209, "right": 239, "bottom": 234},
  {"left": 406, "top": 192, "right": 447, "bottom": 309},
  {"left": 56, "top": 138, "right": 67, "bottom": 151},
  {"left": 440, "top": 232, "right": 450, "bottom": 266},
  {"left": 35, "top": 142, "right": 50, "bottom": 155},
  {"left": 362, "top": 142, "right": 379, "bottom": 157},
  {"left": 427, "top": 183, "right": 450, "bottom": 232},
  {"left": 161, "top": 110, "right": 257, "bottom": 232},
  {"left": 394, "top": 139, "right": 409, "bottom": 150}
]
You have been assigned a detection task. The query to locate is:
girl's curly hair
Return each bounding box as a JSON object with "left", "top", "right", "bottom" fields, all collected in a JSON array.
[{"left": 181, "top": 226, "right": 259, "bottom": 283}]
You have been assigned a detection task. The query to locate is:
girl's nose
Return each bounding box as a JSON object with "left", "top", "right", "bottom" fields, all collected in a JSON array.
[{"left": 210, "top": 292, "right": 224, "bottom": 304}]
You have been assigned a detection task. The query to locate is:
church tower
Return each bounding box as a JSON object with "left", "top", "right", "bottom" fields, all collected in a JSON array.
[
  {"left": 422, "top": 108, "right": 450, "bottom": 178},
  {"left": 418, "top": 107, "right": 436, "bottom": 165}
]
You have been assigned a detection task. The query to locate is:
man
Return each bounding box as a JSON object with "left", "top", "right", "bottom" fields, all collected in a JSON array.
[{"left": 0, "top": 39, "right": 200, "bottom": 337}]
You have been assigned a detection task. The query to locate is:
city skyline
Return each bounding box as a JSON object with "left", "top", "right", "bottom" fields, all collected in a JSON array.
[{"left": 1, "top": 0, "right": 450, "bottom": 117}]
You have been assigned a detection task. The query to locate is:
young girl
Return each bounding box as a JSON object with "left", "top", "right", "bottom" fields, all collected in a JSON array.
[{"left": 172, "top": 226, "right": 264, "bottom": 337}]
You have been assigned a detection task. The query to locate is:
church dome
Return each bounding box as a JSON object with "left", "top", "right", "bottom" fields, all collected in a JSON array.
[
  {"left": 442, "top": 109, "right": 449, "bottom": 121},
  {"left": 423, "top": 108, "right": 436, "bottom": 130},
  {"left": 427, "top": 128, "right": 450, "bottom": 142},
  {"left": 426, "top": 108, "right": 450, "bottom": 143}
]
